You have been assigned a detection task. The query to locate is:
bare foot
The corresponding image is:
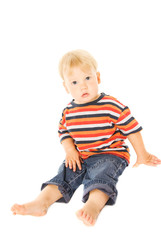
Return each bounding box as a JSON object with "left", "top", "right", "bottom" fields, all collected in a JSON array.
[
  {"left": 76, "top": 201, "right": 100, "bottom": 226},
  {"left": 11, "top": 200, "right": 48, "bottom": 217},
  {"left": 76, "top": 189, "right": 109, "bottom": 226}
]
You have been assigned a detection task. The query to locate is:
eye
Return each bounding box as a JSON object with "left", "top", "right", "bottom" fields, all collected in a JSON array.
[
  {"left": 72, "top": 81, "right": 77, "bottom": 85},
  {"left": 86, "top": 76, "right": 90, "bottom": 80}
]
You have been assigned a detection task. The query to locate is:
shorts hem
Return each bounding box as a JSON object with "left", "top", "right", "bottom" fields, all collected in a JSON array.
[
  {"left": 82, "top": 181, "right": 118, "bottom": 205},
  {"left": 41, "top": 179, "right": 73, "bottom": 203}
]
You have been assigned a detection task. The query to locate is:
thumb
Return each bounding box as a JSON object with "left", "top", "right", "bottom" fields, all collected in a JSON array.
[{"left": 132, "top": 162, "right": 140, "bottom": 168}]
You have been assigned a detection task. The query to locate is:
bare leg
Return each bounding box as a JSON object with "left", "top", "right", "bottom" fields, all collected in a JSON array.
[
  {"left": 76, "top": 189, "right": 109, "bottom": 226},
  {"left": 11, "top": 185, "right": 62, "bottom": 216}
]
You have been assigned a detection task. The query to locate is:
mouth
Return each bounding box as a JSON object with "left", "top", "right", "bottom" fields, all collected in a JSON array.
[{"left": 81, "top": 93, "right": 89, "bottom": 98}]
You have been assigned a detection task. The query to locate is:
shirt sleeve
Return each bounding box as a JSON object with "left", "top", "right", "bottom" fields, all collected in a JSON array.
[
  {"left": 116, "top": 106, "right": 142, "bottom": 136},
  {"left": 58, "top": 108, "right": 73, "bottom": 143}
]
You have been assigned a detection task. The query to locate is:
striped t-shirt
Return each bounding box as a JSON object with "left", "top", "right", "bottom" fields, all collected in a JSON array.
[{"left": 58, "top": 92, "right": 142, "bottom": 163}]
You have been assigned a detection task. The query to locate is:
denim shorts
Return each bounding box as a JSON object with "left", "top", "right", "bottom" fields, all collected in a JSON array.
[{"left": 41, "top": 154, "right": 128, "bottom": 205}]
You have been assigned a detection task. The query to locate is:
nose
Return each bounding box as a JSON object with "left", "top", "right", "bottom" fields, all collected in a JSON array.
[{"left": 80, "top": 81, "right": 87, "bottom": 90}]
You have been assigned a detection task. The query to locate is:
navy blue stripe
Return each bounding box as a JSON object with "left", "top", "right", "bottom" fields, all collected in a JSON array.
[
  {"left": 117, "top": 117, "right": 135, "bottom": 126},
  {"left": 68, "top": 125, "right": 115, "bottom": 133},
  {"left": 75, "top": 137, "right": 111, "bottom": 144},
  {"left": 60, "top": 136, "right": 72, "bottom": 142},
  {"left": 58, "top": 130, "right": 69, "bottom": 134},
  {"left": 67, "top": 101, "right": 124, "bottom": 112},
  {"left": 120, "top": 127, "right": 143, "bottom": 136},
  {"left": 88, "top": 149, "right": 128, "bottom": 153}
]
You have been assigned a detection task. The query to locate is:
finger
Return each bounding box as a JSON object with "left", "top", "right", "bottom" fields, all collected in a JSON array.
[
  {"left": 147, "top": 162, "right": 157, "bottom": 167},
  {"left": 80, "top": 158, "right": 84, "bottom": 163},
  {"left": 76, "top": 160, "right": 82, "bottom": 170},
  {"left": 149, "top": 156, "right": 161, "bottom": 166},
  {"left": 65, "top": 159, "right": 69, "bottom": 168},
  {"left": 152, "top": 158, "right": 161, "bottom": 164},
  {"left": 151, "top": 155, "right": 159, "bottom": 159},
  {"left": 153, "top": 160, "right": 161, "bottom": 165},
  {"left": 151, "top": 155, "right": 161, "bottom": 161},
  {"left": 69, "top": 160, "right": 77, "bottom": 171},
  {"left": 72, "top": 161, "right": 77, "bottom": 172},
  {"left": 69, "top": 160, "right": 73, "bottom": 169},
  {"left": 132, "top": 162, "right": 140, "bottom": 168}
]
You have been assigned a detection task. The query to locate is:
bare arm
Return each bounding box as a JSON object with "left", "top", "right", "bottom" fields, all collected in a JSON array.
[
  {"left": 61, "top": 138, "right": 83, "bottom": 171},
  {"left": 127, "top": 132, "right": 161, "bottom": 167},
  {"left": 62, "top": 138, "right": 76, "bottom": 152}
]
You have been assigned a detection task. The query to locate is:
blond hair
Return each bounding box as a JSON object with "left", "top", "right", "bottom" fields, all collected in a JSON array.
[{"left": 59, "top": 49, "right": 98, "bottom": 80}]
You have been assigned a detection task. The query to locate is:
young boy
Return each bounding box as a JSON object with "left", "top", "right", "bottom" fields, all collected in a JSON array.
[{"left": 11, "top": 49, "right": 161, "bottom": 226}]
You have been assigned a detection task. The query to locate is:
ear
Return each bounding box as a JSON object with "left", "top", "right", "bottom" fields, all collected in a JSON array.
[
  {"left": 96, "top": 72, "right": 101, "bottom": 84},
  {"left": 63, "top": 81, "right": 70, "bottom": 93}
]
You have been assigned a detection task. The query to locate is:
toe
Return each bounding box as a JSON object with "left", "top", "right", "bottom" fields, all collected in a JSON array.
[
  {"left": 76, "top": 209, "right": 83, "bottom": 219},
  {"left": 89, "top": 217, "right": 95, "bottom": 226},
  {"left": 11, "top": 204, "right": 18, "bottom": 213},
  {"left": 84, "top": 215, "right": 95, "bottom": 226}
]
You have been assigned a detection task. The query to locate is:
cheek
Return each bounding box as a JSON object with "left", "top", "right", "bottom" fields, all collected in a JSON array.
[
  {"left": 88, "top": 81, "right": 98, "bottom": 89},
  {"left": 70, "top": 88, "right": 79, "bottom": 96}
]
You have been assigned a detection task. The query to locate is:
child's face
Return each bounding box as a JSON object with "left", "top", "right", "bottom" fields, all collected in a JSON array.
[{"left": 63, "top": 66, "right": 101, "bottom": 104}]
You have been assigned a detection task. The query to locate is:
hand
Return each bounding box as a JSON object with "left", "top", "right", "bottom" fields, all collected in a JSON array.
[
  {"left": 133, "top": 152, "right": 161, "bottom": 167},
  {"left": 65, "top": 148, "right": 83, "bottom": 172}
]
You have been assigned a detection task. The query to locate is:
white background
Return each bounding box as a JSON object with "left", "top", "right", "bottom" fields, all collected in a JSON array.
[{"left": 0, "top": 0, "right": 161, "bottom": 239}]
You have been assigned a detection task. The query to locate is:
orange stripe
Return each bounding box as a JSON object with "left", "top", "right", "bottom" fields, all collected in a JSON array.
[
  {"left": 117, "top": 108, "right": 131, "bottom": 122},
  {"left": 70, "top": 128, "right": 116, "bottom": 135},
  {"left": 67, "top": 117, "right": 112, "bottom": 126},
  {"left": 118, "top": 120, "right": 138, "bottom": 131},
  {"left": 80, "top": 151, "right": 130, "bottom": 163},
  {"left": 77, "top": 137, "right": 124, "bottom": 150},
  {"left": 103, "top": 96, "right": 125, "bottom": 108},
  {"left": 71, "top": 131, "right": 115, "bottom": 138},
  {"left": 68, "top": 106, "right": 121, "bottom": 114}
]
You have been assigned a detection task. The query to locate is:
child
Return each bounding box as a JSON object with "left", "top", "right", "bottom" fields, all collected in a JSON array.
[{"left": 11, "top": 49, "right": 161, "bottom": 226}]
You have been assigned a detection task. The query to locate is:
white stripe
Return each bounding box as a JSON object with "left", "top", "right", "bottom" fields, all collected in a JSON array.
[
  {"left": 98, "top": 147, "right": 126, "bottom": 151},
  {"left": 86, "top": 138, "right": 126, "bottom": 150},
  {"left": 75, "top": 134, "right": 113, "bottom": 142},
  {"left": 120, "top": 124, "right": 141, "bottom": 135},
  {"left": 83, "top": 147, "right": 126, "bottom": 152},
  {"left": 67, "top": 122, "right": 114, "bottom": 130},
  {"left": 99, "top": 99, "right": 124, "bottom": 109},
  {"left": 67, "top": 110, "right": 120, "bottom": 118},
  {"left": 59, "top": 134, "right": 71, "bottom": 141},
  {"left": 116, "top": 114, "right": 132, "bottom": 125},
  {"left": 59, "top": 129, "right": 68, "bottom": 134}
]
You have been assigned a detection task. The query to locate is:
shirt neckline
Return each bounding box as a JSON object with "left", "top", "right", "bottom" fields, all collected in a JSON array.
[{"left": 71, "top": 92, "right": 105, "bottom": 107}]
